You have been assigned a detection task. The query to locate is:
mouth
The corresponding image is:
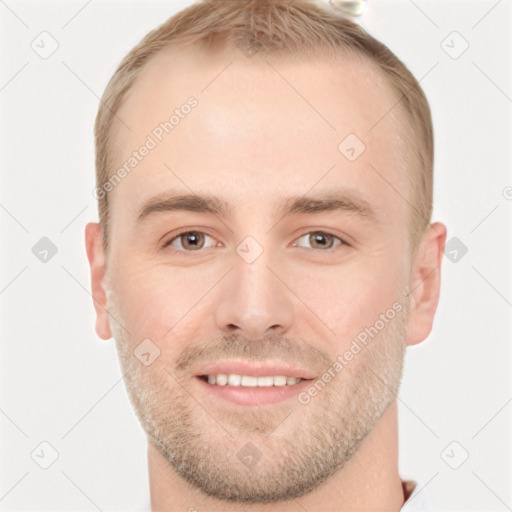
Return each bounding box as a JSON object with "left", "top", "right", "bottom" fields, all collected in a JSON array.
[
  {"left": 192, "top": 361, "right": 316, "bottom": 406},
  {"left": 197, "top": 374, "right": 304, "bottom": 386}
]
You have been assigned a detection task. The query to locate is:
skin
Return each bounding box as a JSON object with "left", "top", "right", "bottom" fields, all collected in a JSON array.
[{"left": 85, "top": 44, "right": 446, "bottom": 511}]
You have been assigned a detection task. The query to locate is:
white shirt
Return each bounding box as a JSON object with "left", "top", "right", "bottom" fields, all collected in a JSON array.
[{"left": 400, "top": 479, "right": 433, "bottom": 511}]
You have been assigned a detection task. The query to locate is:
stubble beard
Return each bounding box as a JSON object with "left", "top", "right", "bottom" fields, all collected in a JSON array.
[{"left": 108, "top": 290, "right": 408, "bottom": 504}]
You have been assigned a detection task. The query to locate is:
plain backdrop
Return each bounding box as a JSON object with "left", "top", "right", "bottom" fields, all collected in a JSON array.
[{"left": 0, "top": 0, "right": 511, "bottom": 510}]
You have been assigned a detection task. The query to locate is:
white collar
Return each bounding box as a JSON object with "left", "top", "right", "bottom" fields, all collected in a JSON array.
[{"left": 400, "top": 479, "right": 433, "bottom": 511}]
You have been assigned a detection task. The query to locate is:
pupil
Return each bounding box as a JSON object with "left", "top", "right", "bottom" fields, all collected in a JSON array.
[
  {"left": 312, "top": 232, "right": 331, "bottom": 249},
  {"left": 184, "top": 232, "right": 203, "bottom": 250}
]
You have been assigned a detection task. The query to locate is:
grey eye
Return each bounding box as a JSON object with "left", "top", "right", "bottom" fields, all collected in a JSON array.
[
  {"left": 294, "top": 232, "right": 344, "bottom": 250},
  {"left": 165, "top": 231, "right": 216, "bottom": 252}
]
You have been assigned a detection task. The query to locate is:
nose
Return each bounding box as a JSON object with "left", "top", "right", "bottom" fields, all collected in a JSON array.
[{"left": 213, "top": 247, "right": 295, "bottom": 341}]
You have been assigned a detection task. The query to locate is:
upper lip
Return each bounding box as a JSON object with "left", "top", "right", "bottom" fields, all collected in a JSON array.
[{"left": 193, "top": 360, "right": 316, "bottom": 380}]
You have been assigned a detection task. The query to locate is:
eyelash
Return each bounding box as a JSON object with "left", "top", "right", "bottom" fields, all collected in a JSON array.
[{"left": 162, "top": 230, "right": 349, "bottom": 254}]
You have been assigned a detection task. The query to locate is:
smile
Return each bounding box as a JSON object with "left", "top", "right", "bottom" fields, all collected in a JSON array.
[{"left": 199, "top": 374, "right": 303, "bottom": 386}]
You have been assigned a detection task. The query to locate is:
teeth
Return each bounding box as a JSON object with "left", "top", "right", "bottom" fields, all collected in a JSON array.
[
  {"left": 273, "top": 376, "right": 287, "bottom": 386},
  {"left": 257, "top": 376, "right": 274, "bottom": 387},
  {"left": 204, "top": 374, "right": 302, "bottom": 386},
  {"left": 216, "top": 374, "right": 228, "bottom": 386},
  {"left": 241, "top": 375, "right": 258, "bottom": 387},
  {"left": 228, "top": 374, "right": 241, "bottom": 386}
]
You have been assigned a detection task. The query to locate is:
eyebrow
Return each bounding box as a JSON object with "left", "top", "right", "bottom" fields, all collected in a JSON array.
[{"left": 136, "top": 190, "right": 376, "bottom": 223}]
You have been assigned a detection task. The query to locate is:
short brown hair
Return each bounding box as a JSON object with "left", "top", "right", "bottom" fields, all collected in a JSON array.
[{"left": 94, "top": 0, "right": 433, "bottom": 254}]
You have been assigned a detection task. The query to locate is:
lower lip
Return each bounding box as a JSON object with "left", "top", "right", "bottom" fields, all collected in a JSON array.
[{"left": 195, "top": 376, "right": 314, "bottom": 406}]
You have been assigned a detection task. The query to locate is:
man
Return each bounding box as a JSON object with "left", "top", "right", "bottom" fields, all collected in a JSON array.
[{"left": 85, "top": 0, "right": 446, "bottom": 510}]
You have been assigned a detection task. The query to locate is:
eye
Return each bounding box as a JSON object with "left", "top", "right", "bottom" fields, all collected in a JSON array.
[
  {"left": 163, "top": 231, "right": 219, "bottom": 252},
  {"left": 291, "top": 231, "right": 347, "bottom": 251},
  {"left": 162, "top": 230, "right": 348, "bottom": 254}
]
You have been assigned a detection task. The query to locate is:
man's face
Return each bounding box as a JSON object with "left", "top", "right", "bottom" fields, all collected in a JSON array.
[{"left": 103, "top": 47, "right": 413, "bottom": 502}]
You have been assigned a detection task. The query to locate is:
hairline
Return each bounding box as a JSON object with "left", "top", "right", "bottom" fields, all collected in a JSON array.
[{"left": 95, "top": 4, "right": 432, "bottom": 259}]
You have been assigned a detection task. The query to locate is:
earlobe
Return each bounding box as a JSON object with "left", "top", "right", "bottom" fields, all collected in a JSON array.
[
  {"left": 406, "top": 222, "right": 447, "bottom": 346},
  {"left": 85, "top": 222, "right": 113, "bottom": 340}
]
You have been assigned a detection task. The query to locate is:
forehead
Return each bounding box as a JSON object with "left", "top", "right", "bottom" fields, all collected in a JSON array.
[{"left": 108, "top": 45, "right": 408, "bottom": 224}]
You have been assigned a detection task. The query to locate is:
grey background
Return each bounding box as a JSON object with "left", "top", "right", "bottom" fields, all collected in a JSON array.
[{"left": 1, "top": 0, "right": 511, "bottom": 510}]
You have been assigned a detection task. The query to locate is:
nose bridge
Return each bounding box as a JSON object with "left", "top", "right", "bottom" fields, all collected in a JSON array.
[{"left": 214, "top": 234, "right": 294, "bottom": 339}]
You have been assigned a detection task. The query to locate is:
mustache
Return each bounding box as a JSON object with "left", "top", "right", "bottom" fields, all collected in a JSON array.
[{"left": 175, "top": 332, "right": 332, "bottom": 374}]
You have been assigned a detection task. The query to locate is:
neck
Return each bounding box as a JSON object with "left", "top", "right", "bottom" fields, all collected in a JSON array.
[{"left": 148, "top": 400, "right": 404, "bottom": 512}]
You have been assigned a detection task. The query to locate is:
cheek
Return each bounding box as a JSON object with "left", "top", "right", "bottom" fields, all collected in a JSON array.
[
  {"left": 286, "top": 254, "right": 405, "bottom": 344},
  {"left": 110, "top": 233, "right": 408, "bottom": 355},
  {"left": 111, "top": 259, "right": 218, "bottom": 342}
]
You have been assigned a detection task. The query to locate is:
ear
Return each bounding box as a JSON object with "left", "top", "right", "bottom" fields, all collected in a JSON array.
[
  {"left": 85, "top": 222, "right": 112, "bottom": 340},
  {"left": 406, "top": 222, "right": 447, "bottom": 346}
]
